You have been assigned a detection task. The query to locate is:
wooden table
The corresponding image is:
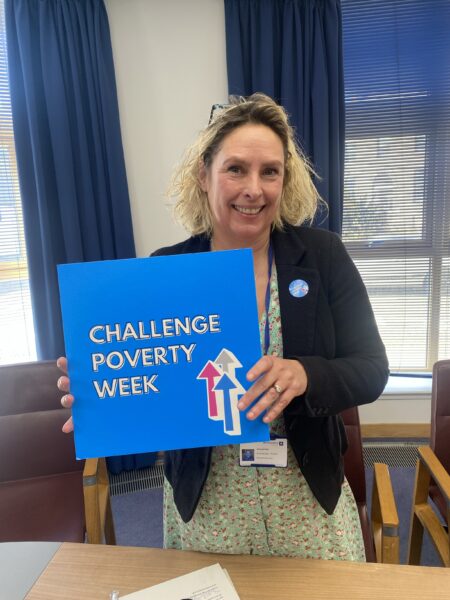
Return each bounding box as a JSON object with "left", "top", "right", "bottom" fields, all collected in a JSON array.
[{"left": 27, "top": 542, "right": 450, "bottom": 600}]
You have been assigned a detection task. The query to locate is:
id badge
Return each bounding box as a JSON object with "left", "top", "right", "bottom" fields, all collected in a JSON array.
[{"left": 239, "top": 436, "right": 288, "bottom": 468}]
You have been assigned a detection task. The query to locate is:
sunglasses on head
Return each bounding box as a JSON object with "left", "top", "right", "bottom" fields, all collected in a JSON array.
[{"left": 208, "top": 103, "right": 230, "bottom": 125}]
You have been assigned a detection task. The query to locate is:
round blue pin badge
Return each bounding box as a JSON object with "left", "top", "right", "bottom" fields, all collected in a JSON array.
[{"left": 289, "top": 279, "right": 309, "bottom": 298}]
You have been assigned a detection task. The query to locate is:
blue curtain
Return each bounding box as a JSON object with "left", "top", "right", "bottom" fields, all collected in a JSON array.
[
  {"left": 225, "top": 0, "right": 345, "bottom": 233},
  {"left": 5, "top": 0, "right": 157, "bottom": 474},
  {"left": 5, "top": 0, "right": 135, "bottom": 359}
]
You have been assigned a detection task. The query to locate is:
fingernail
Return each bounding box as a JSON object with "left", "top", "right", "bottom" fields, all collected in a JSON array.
[
  {"left": 263, "top": 416, "right": 270, "bottom": 423},
  {"left": 247, "top": 411, "right": 254, "bottom": 419}
]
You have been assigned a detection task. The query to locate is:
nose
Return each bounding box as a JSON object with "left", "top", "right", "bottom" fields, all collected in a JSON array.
[{"left": 243, "top": 172, "right": 262, "bottom": 199}]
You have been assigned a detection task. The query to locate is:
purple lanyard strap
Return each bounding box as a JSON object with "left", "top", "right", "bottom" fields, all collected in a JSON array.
[{"left": 263, "top": 243, "right": 273, "bottom": 355}]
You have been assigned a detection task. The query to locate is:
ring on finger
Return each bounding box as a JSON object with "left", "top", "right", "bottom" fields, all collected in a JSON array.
[{"left": 272, "top": 383, "right": 283, "bottom": 395}]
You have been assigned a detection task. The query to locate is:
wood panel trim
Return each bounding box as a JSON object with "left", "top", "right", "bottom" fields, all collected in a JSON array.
[{"left": 361, "top": 423, "right": 430, "bottom": 439}]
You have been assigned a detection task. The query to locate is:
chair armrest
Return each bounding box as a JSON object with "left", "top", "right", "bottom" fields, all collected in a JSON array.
[
  {"left": 83, "top": 458, "right": 100, "bottom": 481},
  {"left": 407, "top": 446, "right": 449, "bottom": 567},
  {"left": 82, "top": 457, "right": 116, "bottom": 545},
  {"left": 371, "top": 462, "right": 400, "bottom": 563},
  {"left": 417, "top": 446, "right": 450, "bottom": 502},
  {"left": 373, "top": 462, "right": 400, "bottom": 530}
]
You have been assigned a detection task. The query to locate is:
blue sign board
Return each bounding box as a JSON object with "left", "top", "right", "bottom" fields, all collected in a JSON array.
[{"left": 58, "top": 249, "right": 269, "bottom": 459}]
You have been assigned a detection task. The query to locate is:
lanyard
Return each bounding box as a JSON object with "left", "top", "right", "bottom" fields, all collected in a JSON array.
[
  {"left": 263, "top": 243, "right": 273, "bottom": 355},
  {"left": 210, "top": 239, "right": 273, "bottom": 354}
]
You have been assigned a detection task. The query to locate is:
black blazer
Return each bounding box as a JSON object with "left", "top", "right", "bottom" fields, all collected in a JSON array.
[{"left": 152, "top": 225, "right": 389, "bottom": 521}]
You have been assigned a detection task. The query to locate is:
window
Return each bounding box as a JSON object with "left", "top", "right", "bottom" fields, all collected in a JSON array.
[
  {"left": 0, "top": 0, "right": 36, "bottom": 364},
  {"left": 341, "top": 0, "right": 450, "bottom": 372}
]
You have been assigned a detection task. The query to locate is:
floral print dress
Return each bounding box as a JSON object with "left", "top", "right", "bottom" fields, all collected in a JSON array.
[{"left": 164, "top": 265, "right": 366, "bottom": 561}]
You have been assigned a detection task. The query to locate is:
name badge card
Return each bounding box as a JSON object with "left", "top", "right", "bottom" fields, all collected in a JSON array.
[
  {"left": 58, "top": 249, "right": 270, "bottom": 459},
  {"left": 239, "top": 438, "right": 288, "bottom": 467}
]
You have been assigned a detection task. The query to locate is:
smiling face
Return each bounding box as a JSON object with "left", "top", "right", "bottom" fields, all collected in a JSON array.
[{"left": 199, "top": 123, "right": 285, "bottom": 249}]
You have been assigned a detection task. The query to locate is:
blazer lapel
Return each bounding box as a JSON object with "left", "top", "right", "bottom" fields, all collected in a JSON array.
[{"left": 272, "top": 227, "right": 320, "bottom": 358}]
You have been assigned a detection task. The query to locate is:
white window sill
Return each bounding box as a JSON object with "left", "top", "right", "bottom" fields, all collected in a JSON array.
[{"left": 381, "top": 375, "right": 432, "bottom": 399}]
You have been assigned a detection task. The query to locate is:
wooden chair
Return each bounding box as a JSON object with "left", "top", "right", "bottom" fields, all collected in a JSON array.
[
  {"left": 408, "top": 359, "right": 450, "bottom": 567},
  {"left": 341, "top": 406, "right": 400, "bottom": 563},
  {"left": 0, "top": 360, "right": 115, "bottom": 544}
]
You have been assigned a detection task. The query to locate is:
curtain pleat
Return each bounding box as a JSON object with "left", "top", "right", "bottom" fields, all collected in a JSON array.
[
  {"left": 5, "top": 0, "right": 158, "bottom": 473},
  {"left": 5, "top": 0, "right": 135, "bottom": 359}
]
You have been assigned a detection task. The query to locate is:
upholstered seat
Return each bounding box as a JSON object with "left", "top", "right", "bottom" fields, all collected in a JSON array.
[{"left": 0, "top": 360, "right": 115, "bottom": 544}]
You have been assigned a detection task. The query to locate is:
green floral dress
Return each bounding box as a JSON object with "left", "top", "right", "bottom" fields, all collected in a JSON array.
[{"left": 164, "top": 265, "right": 366, "bottom": 561}]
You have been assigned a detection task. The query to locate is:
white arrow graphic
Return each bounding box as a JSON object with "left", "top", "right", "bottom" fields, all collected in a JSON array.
[{"left": 214, "top": 348, "right": 243, "bottom": 380}]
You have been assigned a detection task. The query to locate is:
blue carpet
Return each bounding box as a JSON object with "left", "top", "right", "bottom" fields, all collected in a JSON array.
[
  {"left": 111, "top": 468, "right": 442, "bottom": 566},
  {"left": 111, "top": 487, "right": 163, "bottom": 548}
]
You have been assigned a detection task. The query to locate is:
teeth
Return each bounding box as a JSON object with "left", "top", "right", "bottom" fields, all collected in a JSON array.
[{"left": 233, "top": 205, "right": 263, "bottom": 215}]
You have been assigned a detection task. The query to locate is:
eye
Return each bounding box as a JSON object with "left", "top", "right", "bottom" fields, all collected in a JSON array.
[
  {"left": 263, "top": 167, "right": 280, "bottom": 177},
  {"left": 227, "top": 165, "right": 242, "bottom": 174}
]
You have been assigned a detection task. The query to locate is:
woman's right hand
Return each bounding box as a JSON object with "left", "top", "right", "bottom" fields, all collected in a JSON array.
[{"left": 57, "top": 356, "right": 74, "bottom": 433}]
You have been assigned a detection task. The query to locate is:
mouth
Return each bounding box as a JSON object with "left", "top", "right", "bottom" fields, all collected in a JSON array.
[{"left": 232, "top": 204, "right": 264, "bottom": 215}]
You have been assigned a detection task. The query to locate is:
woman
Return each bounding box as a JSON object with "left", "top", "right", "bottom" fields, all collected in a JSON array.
[{"left": 59, "top": 93, "right": 388, "bottom": 561}]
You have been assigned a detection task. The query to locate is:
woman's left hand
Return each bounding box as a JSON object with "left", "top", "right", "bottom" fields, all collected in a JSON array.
[{"left": 237, "top": 356, "right": 308, "bottom": 423}]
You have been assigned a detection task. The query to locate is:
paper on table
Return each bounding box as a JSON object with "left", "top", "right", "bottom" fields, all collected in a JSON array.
[
  {"left": 120, "top": 563, "right": 240, "bottom": 599},
  {"left": 222, "top": 569, "right": 238, "bottom": 594}
]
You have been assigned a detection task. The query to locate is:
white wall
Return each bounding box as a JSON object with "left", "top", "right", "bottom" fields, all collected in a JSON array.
[
  {"left": 359, "top": 379, "right": 431, "bottom": 424},
  {"left": 104, "top": 1, "right": 430, "bottom": 426},
  {"left": 105, "top": 0, "right": 228, "bottom": 256},
  {"left": 359, "top": 396, "right": 430, "bottom": 424}
]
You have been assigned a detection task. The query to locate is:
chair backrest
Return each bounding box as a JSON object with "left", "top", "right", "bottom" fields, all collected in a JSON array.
[
  {"left": 0, "top": 361, "right": 85, "bottom": 542},
  {"left": 429, "top": 359, "right": 450, "bottom": 522},
  {"left": 0, "top": 360, "right": 64, "bottom": 416},
  {"left": 341, "top": 407, "right": 400, "bottom": 564},
  {"left": 341, "top": 406, "right": 366, "bottom": 505},
  {"left": 431, "top": 359, "right": 450, "bottom": 473},
  {"left": 340, "top": 407, "right": 379, "bottom": 563}
]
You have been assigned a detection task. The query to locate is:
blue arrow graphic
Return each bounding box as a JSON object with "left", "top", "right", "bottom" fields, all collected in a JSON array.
[{"left": 213, "top": 373, "right": 239, "bottom": 433}]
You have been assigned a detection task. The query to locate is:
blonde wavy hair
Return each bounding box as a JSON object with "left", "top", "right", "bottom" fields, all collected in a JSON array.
[{"left": 169, "top": 93, "right": 322, "bottom": 236}]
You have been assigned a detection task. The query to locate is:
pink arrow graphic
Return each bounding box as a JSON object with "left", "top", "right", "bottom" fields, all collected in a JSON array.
[{"left": 197, "top": 360, "right": 223, "bottom": 419}]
